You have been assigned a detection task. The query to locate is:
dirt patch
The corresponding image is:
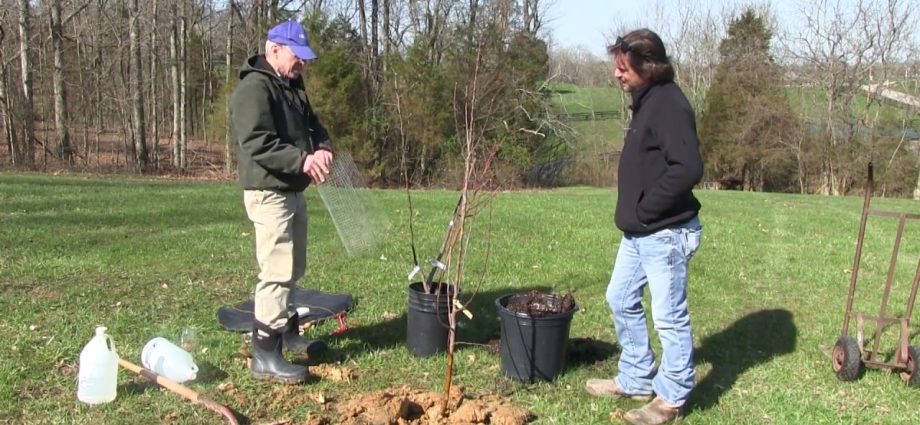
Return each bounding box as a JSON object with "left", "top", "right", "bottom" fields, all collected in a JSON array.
[
  {"left": 485, "top": 338, "right": 501, "bottom": 355},
  {"left": 162, "top": 411, "right": 181, "bottom": 424},
  {"left": 311, "top": 364, "right": 358, "bottom": 382},
  {"left": 216, "top": 381, "right": 249, "bottom": 407},
  {"left": 504, "top": 291, "right": 575, "bottom": 317},
  {"left": 53, "top": 359, "right": 77, "bottom": 377},
  {"left": 27, "top": 286, "right": 61, "bottom": 301},
  {"left": 334, "top": 385, "right": 532, "bottom": 425},
  {"left": 265, "top": 385, "right": 323, "bottom": 413},
  {"left": 303, "top": 413, "right": 334, "bottom": 425}
]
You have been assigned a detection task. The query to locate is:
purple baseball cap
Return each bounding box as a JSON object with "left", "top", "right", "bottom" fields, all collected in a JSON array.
[{"left": 267, "top": 20, "right": 316, "bottom": 61}]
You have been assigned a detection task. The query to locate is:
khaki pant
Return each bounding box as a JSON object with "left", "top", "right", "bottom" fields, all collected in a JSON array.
[{"left": 243, "top": 190, "right": 307, "bottom": 329}]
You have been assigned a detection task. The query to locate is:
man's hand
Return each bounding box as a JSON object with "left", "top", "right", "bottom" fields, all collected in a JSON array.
[
  {"left": 314, "top": 149, "right": 333, "bottom": 174},
  {"left": 302, "top": 150, "right": 333, "bottom": 183}
]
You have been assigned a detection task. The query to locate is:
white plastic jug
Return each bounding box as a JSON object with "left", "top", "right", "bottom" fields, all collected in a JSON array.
[
  {"left": 77, "top": 326, "right": 119, "bottom": 404},
  {"left": 141, "top": 337, "right": 198, "bottom": 383}
]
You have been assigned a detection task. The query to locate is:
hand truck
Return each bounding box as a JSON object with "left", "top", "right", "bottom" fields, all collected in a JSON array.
[{"left": 832, "top": 163, "right": 920, "bottom": 385}]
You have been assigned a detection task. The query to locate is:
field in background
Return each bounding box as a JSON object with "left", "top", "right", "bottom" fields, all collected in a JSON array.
[
  {"left": 545, "top": 83, "right": 626, "bottom": 186},
  {"left": 1, "top": 174, "right": 919, "bottom": 424}
]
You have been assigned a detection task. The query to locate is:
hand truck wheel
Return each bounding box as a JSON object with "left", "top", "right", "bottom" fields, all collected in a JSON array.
[
  {"left": 899, "top": 345, "right": 920, "bottom": 387},
  {"left": 832, "top": 336, "right": 862, "bottom": 381}
]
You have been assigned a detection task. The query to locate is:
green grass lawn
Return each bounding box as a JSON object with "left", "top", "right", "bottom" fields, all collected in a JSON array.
[
  {"left": 547, "top": 82, "right": 626, "bottom": 114},
  {"left": 784, "top": 86, "right": 914, "bottom": 125},
  {"left": 1, "top": 174, "right": 919, "bottom": 424}
]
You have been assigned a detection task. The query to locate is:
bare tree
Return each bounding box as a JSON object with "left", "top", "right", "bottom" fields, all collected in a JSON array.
[
  {"left": 171, "top": 0, "right": 182, "bottom": 169},
  {"left": 179, "top": 0, "right": 188, "bottom": 169},
  {"left": 50, "top": 0, "right": 72, "bottom": 164},
  {"left": 151, "top": 0, "right": 162, "bottom": 169},
  {"left": 407, "top": 0, "right": 421, "bottom": 35},
  {"left": 130, "top": 0, "right": 147, "bottom": 169},
  {"left": 225, "top": 0, "right": 236, "bottom": 174},
  {"left": 383, "top": 0, "right": 391, "bottom": 58},
  {"left": 784, "top": 0, "right": 914, "bottom": 195},
  {"left": 665, "top": 0, "right": 728, "bottom": 112},
  {"left": 522, "top": 0, "right": 544, "bottom": 34},
  {"left": 438, "top": 41, "right": 500, "bottom": 413},
  {"left": 0, "top": 16, "right": 18, "bottom": 164},
  {"left": 17, "top": 0, "right": 35, "bottom": 167},
  {"left": 356, "top": 0, "right": 370, "bottom": 91},
  {"left": 371, "top": 0, "right": 379, "bottom": 88}
]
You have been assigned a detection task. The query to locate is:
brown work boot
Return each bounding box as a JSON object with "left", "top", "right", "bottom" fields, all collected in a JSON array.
[
  {"left": 585, "top": 379, "right": 653, "bottom": 401},
  {"left": 624, "top": 397, "right": 681, "bottom": 425}
]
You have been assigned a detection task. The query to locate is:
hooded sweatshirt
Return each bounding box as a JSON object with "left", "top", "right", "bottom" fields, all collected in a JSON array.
[{"left": 230, "top": 55, "right": 331, "bottom": 192}]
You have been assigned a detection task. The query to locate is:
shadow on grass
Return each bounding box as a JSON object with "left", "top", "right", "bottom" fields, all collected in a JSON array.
[
  {"left": 328, "top": 285, "right": 552, "bottom": 359},
  {"left": 566, "top": 338, "right": 619, "bottom": 369},
  {"left": 120, "top": 377, "right": 159, "bottom": 396},
  {"left": 120, "top": 368, "right": 253, "bottom": 424},
  {"left": 119, "top": 360, "right": 229, "bottom": 394},
  {"left": 196, "top": 360, "right": 229, "bottom": 385},
  {"left": 689, "top": 309, "right": 797, "bottom": 413}
]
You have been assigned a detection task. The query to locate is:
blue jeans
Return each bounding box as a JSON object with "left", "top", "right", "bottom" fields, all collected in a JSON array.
[{"left": 606, "top": 216, "right": 702, "bottom": 406}]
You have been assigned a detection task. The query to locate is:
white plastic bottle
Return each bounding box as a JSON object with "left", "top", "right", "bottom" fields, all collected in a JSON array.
[
  {"left": 77, "top": 326, "right": 119, "bottom": 404},
  {"left": 141, "top": 337, "right": 198, "bottom": 383}
]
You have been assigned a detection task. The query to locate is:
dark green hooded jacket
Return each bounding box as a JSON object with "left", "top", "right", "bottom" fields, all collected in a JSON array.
[{"left": 230, "top": 55, "right": 331, "bottom": 192}]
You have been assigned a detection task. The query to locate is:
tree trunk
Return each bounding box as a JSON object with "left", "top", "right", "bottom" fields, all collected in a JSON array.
[
  {"left": 382, "top": 0, "right": 390, "bottom": 57},
  {"left": 202, "top": 4, "right": 213, "bottom": 149},
  {"left": 356, "top": 0, "right": 371, "bottom": 103},
  {"left": 93, "top": 32, "right": 103, "bottom": 166},
  {"left": 357, "top": 0, "right": 369, "bottom": 68},
  {"left": 179, "top": 0, "right": 188, "bottom": 169},
  {"left": 171, "top": 1, "right": 181, "bottom": 168},
  {"left": 408, "top": 0, "right": 421, "bottom": 35},
  {"left": 523, "top": 0, "right": 532, "bottom": 33},
  {"left": 371, "top": 0, "right": 379, "bottom": 91},
  {"left": 75, "top": 37, "right": 87, "bottom": 165},
  {"left": 151, "top": 0, "right": 161, "bottom": 169},
  {"left": 428, "top": 0, "right": 443, "bottom": 64},
  {"left": 51, "top": 0, "right": 73, "bottom": 164},
  {"left": 913, "top": 166, "right": 920, "bottom": 201},
  {"left": 1, "top": 62, "right": 16, "bottom": 164},
  {"left": 130, "top": 0, "right": 147, "bottom": 170},
  {"left": 17, "top": 0, "right": 35, "bottom": 167},
  {"left": 225, "top": 1, "right": 235, "bottom": 174},
  {"left": 0, "top": 24, "right": 17, "bottom": 164}
]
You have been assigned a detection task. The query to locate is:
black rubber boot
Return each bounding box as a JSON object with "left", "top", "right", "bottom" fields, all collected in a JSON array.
[
  {"left": 282, "top": 310, "right": 328, "bottom": 358},
  {"left": 251, "top": 321, "right": 308, "bottom": 384}
]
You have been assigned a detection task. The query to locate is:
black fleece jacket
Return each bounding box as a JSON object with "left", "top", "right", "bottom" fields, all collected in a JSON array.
[
  {"left": 614, "top": 81, "right": 703, "bottom": 234},
  {"left": 230, "top": 55, "right": 331, "bottom": 192}
]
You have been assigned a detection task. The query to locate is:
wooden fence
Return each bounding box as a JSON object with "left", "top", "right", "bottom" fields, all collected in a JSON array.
[{"left": 545, "top": 110, "right": 621, "bottom": 122}]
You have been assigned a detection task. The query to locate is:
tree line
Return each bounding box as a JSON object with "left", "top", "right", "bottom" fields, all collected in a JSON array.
[
  {"left": 1, "top": 0, "right": 918, "bottom": 197},
  {"left": 550, "top": 0, "right": 919, "bottom": 198},
  {"left": 0, "top": 0, "right": 556, "bottom": 187}
]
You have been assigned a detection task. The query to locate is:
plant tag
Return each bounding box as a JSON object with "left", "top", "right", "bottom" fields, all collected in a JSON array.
[
  {"left": 429, "top": 259, "right": 447, "bottom": 271},
  {"left": 454, "top": 299, "right": 473, "bottom": 319},
  {"left": 407, "top": 265, "right": 422, "bottom": 282}
]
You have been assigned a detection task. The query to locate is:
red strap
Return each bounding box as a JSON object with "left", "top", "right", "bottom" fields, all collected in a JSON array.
[{"left": 331, "top": 312, "right": 349, "bottom": 335}]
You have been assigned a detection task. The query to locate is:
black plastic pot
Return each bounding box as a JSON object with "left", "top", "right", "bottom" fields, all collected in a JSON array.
[
  {"left": 495, "top": 293, "right": 578, "bottom": 382},
  {"left": 406, "top": 282, "right": 456, "bottom": 357}
]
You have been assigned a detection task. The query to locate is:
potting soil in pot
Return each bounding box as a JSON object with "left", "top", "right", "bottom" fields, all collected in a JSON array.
[{"left": 505, "top": 290, "right": 575, "bottom": 317}]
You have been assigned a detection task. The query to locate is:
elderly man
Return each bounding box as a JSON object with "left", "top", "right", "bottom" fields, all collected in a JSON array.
[
  {"left": 586, "top": 28, "right": 704, "bottom": 425},
  {"left": 229, "top": 19, "right": 333, "bottom": 384}
]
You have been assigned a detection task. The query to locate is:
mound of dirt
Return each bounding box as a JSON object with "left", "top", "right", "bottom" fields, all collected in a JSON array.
[{"left": 334, "top": 385, "right": 532, "bottom": 425}]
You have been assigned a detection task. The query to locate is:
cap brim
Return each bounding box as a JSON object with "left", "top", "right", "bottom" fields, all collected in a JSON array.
[{"left": 290, "top": 45, "right": 317, "bottom": 61}]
